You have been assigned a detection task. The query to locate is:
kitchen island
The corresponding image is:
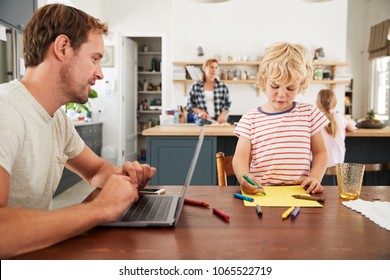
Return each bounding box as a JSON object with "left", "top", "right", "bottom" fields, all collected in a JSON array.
[{"left": 143, "top": 125, "right": 390, "bottom": 186}]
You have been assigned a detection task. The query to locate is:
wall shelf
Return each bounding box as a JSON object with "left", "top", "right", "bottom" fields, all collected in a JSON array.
[
  {"left": 173, "top": 61, "right": 351, "bottom": 94},
  {"left": 313, "top": 61, "right": 352, "bottom": 90},
  {"left": 139, "top": 51, "right": 161, "bottom": 56},
  {"left": 138, "top": 91, "right": 162, "bottom": 94},
  {"left": 139, "top": 71, "right": 161, "bottom": 75},
  {"left": 173, "top": 61, "right": 260, "bottom": 66},
  {"left": 173, "top": 61, "right": 260, "bottom": 95}
]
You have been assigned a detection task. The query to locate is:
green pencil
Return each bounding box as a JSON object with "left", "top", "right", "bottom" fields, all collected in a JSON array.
[{"left": 242, "top": 174, "right": 266, "bottom": 195}]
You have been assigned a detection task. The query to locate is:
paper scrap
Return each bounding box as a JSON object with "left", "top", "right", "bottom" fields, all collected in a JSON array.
[{"left": 342, "top": 199, "right": 390, "bottom": 231}]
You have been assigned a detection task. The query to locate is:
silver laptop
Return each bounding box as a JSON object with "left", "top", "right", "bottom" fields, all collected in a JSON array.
[{"left": 102, "top": 128, "right": 204, "bottom": 227}]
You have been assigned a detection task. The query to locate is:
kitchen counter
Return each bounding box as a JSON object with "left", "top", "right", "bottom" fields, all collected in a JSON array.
[
  {"left": 143, "top": 125, "right": 390, "bottom": 137},
  {"left": 346, "top": 126, "right": 390, "bottom": 137},
  {"left": 143, "top": 125, "right": 390, "bottom": 186},
  {"left": 142, "top": 124, "right": 235, "bottom": 136},
  {"left": 73, "top": 120, "right": 103, "bottom": 127}
]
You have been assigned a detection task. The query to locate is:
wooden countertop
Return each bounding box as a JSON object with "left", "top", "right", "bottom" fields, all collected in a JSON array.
[
  {"left": 142, "top": 124, "right": 236, "bottom": 136},
  {"left": 346, "top": 126, "right": 390, "bottom": 137},
  {"left": 142, "top": 125, "right": 390, "bottom": 137}
]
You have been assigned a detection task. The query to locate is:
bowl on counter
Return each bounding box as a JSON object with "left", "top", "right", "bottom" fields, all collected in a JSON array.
[{"left": 356, "top": 119, "right": 387, "bottom": 129}]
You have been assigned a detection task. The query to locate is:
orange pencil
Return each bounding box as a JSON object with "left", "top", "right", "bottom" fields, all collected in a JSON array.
[{"left": 184, "top": 198, "right": 210, "bottom": 208}]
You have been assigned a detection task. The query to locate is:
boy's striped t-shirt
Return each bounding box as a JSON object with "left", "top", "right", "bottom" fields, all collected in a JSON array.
[{"left": 234, "top": 102, "right": 329, "bottom": 185}]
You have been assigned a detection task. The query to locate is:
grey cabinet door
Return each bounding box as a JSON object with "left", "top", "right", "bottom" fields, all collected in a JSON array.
[
  {"left": 147, "top": 136, "right": 216, "bottom": 186},
  {"left": 54, "top": 123, "right": 103, "bottom": 196},
  {"left": 0, "top": 0, "right": 37, "bottom": 30}
]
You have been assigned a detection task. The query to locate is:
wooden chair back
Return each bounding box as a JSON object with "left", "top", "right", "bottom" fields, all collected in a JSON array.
[
  {"left": 326, "top": 163, "right": 383, "bottom": 176},
  {"left": 216, "top": 152, "right": 235, "bottom": 186}
]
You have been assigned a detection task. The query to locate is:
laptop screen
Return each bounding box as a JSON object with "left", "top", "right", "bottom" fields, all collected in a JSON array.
[{"left": 173, "top": 128, "right": 205, "bottom": 226}]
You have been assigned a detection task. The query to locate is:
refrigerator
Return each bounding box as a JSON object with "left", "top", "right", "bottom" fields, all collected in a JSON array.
[{"left": 0, "top": 21, "right": 25, "bottom": 83}]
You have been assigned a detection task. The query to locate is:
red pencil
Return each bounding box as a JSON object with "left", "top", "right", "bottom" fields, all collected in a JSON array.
[
  {"left": 212, "top": 208, "right": 230, "bottom": 222},
  {"left": 184, "top": 198, "right": 210, "bottom": 208}
]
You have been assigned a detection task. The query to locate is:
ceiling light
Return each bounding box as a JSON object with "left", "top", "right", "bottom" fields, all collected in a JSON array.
[
  {"left": 191, "top": 0, "right": 231, "bottom": 3},
  {"left": 296, "top": 0, "right": 334, "bottom": 2}
]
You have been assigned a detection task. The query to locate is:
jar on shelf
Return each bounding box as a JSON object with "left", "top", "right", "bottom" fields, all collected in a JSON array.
[
  {"left": 240, "top": 70, "right": 247, "bottom": 80},
  {"left": 221, "top": 70, "right": 228, "bottom": 80},
  {"left": 227, "top": 70, "right": 234, "bottom": 80},
  {"left": 314, "top": 65, "right": 323, "bottom": 80},
  {"left": 323, "top": 67, "right": 331, "bottom": 80}
]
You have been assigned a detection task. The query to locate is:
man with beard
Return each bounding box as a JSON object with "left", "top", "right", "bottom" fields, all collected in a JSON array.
[{"left": 0, "top": 4, "right": 156, "bottom": 258}]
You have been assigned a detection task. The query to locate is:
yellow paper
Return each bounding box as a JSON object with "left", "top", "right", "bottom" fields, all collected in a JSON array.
[{"left": 242, "top": 185, "right": 323, "bottom": 207}]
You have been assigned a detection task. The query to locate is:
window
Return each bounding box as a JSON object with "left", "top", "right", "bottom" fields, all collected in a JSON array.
[{"left": 370, "top": 56, "right": 390, "bottom": 121}]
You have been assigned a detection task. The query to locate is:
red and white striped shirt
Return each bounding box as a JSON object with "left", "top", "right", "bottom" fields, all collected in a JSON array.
[{"left": 234, "top": 102, "right": 329, "bottom": 185}]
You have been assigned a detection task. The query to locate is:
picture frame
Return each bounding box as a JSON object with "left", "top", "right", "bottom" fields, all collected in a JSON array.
[{"left": 101, "top": 46, "right": 114, "bottom": 67}]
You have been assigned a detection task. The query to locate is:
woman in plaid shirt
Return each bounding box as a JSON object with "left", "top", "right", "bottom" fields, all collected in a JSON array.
[{"left": 186, "top": 58, "right": 231, "bottom": 124}]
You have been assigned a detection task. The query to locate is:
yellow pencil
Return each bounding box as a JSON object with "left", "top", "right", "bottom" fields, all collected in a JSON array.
[{"left": 282, "top": 206, "right": 295, "bottom": 219}]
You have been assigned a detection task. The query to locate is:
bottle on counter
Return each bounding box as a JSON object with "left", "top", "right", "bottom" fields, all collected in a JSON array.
[{"left": 174, "top": 110, "right": 180, "bottom": 124}]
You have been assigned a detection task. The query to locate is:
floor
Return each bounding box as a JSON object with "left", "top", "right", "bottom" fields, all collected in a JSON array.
[{"left": 51, "top": 181, "right": 94, "bottom": 210}]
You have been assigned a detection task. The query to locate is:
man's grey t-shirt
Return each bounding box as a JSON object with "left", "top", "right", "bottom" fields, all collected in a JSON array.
[{"left": 0, "top": 80, "right": 84, "bottom": 209}]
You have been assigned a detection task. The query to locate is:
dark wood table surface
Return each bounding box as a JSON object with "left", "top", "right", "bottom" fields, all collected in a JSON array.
[{"left": 13, "top": 185, "right": 390, "bottom": 260}]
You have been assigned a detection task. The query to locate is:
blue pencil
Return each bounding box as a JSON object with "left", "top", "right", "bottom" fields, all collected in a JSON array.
[{"left": 233, "top": 193, "right": 254, "bottom": 202}]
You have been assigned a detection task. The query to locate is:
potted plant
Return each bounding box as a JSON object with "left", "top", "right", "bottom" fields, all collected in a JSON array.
[
  {"left": 66, "top": 89, "right": 98, "bottom": 119},
  {"left": 356, "top": 109, "right": 386, "bottom": 129}
]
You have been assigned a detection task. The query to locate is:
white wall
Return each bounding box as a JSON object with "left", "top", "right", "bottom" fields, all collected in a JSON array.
[
  {"left": 346, "top": 0, "right": 365, "bottom": 119},
  {"left": 171, "top": 0, "right": 348, "bottom": 116},
  {"left": 36, "top": 0, "right": 388, "bottom": 162}
]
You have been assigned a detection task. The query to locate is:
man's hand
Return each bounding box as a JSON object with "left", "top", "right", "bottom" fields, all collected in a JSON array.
[
  {"left": 95, "top": 174, "right": 139, "bottom": 222},
  {"left": 121, "top": 161, "right": 156, "bottom": 190}
]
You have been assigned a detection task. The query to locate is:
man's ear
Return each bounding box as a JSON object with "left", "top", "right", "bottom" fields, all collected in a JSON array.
[{"left": 53, "top": 35, "right": 71, "bottom": 61}]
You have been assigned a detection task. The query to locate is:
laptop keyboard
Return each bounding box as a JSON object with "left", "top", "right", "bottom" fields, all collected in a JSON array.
[{"left": 122, "top": 195, "right": 174, "bottom": 222}]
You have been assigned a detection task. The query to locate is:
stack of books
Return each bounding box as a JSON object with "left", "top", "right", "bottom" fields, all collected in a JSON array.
[
  {"left": 185, "top": 65, "right": 203, "bottom": 81},
  {"left": 333, "top": 73, "right": 352, "bottom": 81},
  {"left": 173, "top": 65, "right": 186, "bottom": 80}
]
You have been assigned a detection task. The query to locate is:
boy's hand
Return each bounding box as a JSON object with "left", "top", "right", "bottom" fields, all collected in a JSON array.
[
  {"left": 293, "top": 177, "right": 324, "bottom": 194},
  {"left": 240, "top": 176, "right": 264, "bottom": 195}
]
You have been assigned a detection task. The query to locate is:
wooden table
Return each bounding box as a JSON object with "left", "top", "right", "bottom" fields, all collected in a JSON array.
[{"left": 13, "top": 186, "right": 390, "bottom": 260}]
